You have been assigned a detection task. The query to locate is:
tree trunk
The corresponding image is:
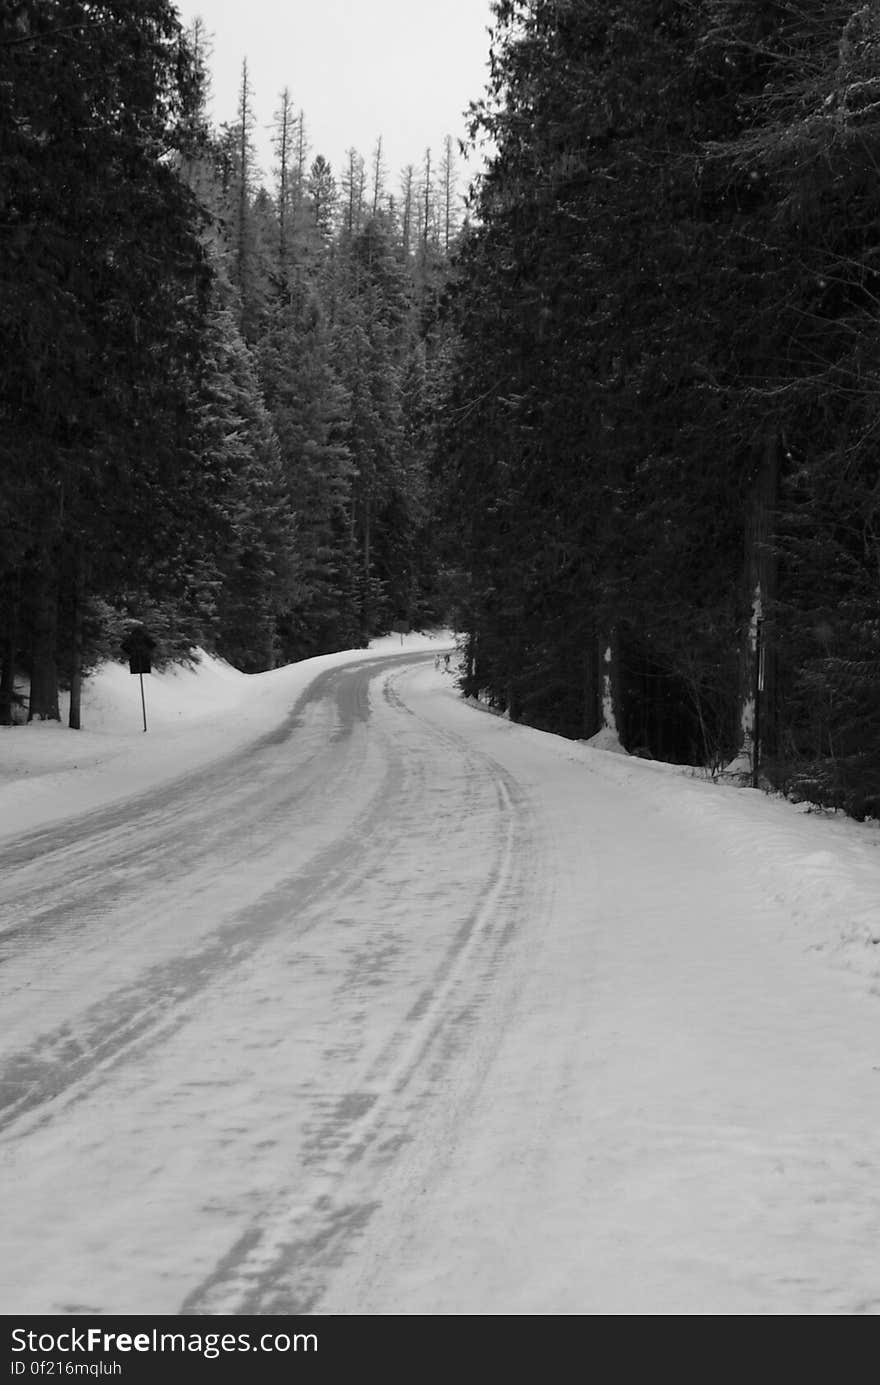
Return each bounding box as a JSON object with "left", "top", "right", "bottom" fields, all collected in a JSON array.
[
  {"left": 507, "top": 667, "right": 522, "bottom": 723},
  {"left": 363, "top": 494, "right": 371, "bottom": 579},
  {"left": 276, "top": 90, "right": 291, "bottom": 286},
  {"left": 68, "top": 546, "right": 85, "bottom": 730},
  {"left": 28, "top": 561, "right": 60, "bottom": 722},
  {"left": 0, "top": 574, "right": 19, "bottom": 725},
  {"left": 736, "top": 437, "right": 779, "bottom": 777},
  {"left": 465, "top": 628, "right": 476, "bottom": 692},
  {"left": 599, "top": 626, "right": 624, "bottom": 741},
  {"left": 582, "top": 631, "right": 601, "bottom": 738},
  {"left": 581, "top": 625, "right": 625, "bottom": 744}
]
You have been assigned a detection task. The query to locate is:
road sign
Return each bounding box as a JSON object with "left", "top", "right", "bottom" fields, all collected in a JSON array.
[
  {"left": 121, "top": 625, "right": 157, "bottom": 675},
  {"left": 120, "top": 626, "right": 156, "bottom": 731}
]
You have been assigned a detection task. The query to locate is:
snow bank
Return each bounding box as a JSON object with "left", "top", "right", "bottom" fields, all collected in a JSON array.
[
  {"left": 417, "top": 668, "right": 880, "bottom": 994},
  {"left": 565, "top": 736, "right": 880, "bottom": 993},
  {"left": 582, "top": 725, "right": 629, "bottom": 755},
  {"left": 0, "top": 631, "right": 453, "bottom": 842}
]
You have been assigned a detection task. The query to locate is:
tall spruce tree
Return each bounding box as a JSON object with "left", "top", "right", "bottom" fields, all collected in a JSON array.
[
  {"left": 257, "top": 291, "right": 360, "bottom": 657},
  {"left": 443, "top": 0, "right": 880, "bottom": 810},
  {"left": 197, "top": 300, "right": 298, "bottom": 672},
  {"left": 0, "top": 0, "right": 214, "bottom": 724}
]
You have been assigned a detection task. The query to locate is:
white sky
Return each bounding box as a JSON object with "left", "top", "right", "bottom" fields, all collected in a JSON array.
[{"left": 173, "top": 0, "right": 497, "bottom": 196}]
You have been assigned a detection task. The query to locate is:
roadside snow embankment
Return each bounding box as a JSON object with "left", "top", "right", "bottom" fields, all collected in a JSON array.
[
  {"left": 566, "top": 739, "right": 880, "bottom": 996},
  {"left": 0, "top": 632, "right": 453, "bottom": 842}
]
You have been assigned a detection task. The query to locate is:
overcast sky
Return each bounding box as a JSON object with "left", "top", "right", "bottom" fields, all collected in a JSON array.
[{"left": 173, "top": 0, "right": 496, "bottom": 198}]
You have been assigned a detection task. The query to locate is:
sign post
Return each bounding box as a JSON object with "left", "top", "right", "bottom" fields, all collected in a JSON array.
[
  {"left": 391, "top": 620, "right": 409, "bottom": 647},
  {"left": 120, "top": 626, "right": 157, "bottom": 733}
]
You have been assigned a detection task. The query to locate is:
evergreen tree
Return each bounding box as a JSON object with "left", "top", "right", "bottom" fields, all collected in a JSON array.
[
  {"left": 307, "top": 155, "right": 338, "bottom": 239},
  {"left": 257, "top": 293, "right": 360, "bottom": 656},
  {"left": 272, "top": 86, "right": 298, "bottom": 290},
  {"left": 197, "top": 300, "right": 298, "bottom": 672},
  {"left": 0, "top": 0, "right": 214, "bottom": 723},
  {"left": 370, "top": 136, "right": 387, "bottom": 219},
  {"left": 0, "top": 3, "right": 468, "bottom": 724},
  {"left": 442, "top": 0, "right": 880, "bottom": 811},
  {"left": 341, "top": 147, "right": 367, "bottom": 237},
  {"left": 332, "top": 215, "right": 418, "bottom": 635}
]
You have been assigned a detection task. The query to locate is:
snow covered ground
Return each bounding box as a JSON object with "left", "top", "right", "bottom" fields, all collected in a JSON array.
[
  {"left": 0, "top": 633, "right": 447, "bottom": 841},
  {"left": 1, "top": 636, "right": 879, "bottom": 1316}
]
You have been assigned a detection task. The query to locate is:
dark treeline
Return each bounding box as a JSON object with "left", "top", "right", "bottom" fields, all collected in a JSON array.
[
  {"left": 5, "top": 1, "right": 879, "bottom": 824},
  {"left": 443, "top": 0, "right": 880, "bottom": 820},
  {"left": 1, "top": 1, "right": 462, "bottom": 726}
]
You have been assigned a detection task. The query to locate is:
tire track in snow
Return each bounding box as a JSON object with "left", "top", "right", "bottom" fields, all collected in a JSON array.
[
  {"left": 0, "top": 655, "right": 402, "bottom": 873},
  {"left": 0, "top": 657, "right": 433, "bottom": 1133},
  {"left": 0, "top": 655, "right": 413, "bottom": 942},
  {"left": 179, "top": 665, "right": 536, "bottom": 1316}
]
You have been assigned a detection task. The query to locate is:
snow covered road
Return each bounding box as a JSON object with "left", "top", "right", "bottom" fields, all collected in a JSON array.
[{"left": 2, "top": 648, "right": 880, "bottom": 1315}]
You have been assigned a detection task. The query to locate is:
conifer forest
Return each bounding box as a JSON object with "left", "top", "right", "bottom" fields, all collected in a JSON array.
[{"left": 2, "top": 1, "right": 880, "bottom": 821}]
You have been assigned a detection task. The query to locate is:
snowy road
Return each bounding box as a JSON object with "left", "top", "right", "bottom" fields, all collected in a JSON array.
[
  {"left": 0, "top": 652, "right": 544, "bottom": 1315},
  {"left": 2, "top": 649, "right": 880, "bottom": 1315}
]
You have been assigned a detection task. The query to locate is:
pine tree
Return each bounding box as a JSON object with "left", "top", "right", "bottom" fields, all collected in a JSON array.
[
  {"left": 257, "top": 294, "right": 360, "bottom": 657},
  {"left": 446, "top": 1, "right": 746, "bottom": 744},
  {"left": 307, "top": 155, "right": 338, "bottom": 239},
  {"left": 196, "top": 300, "right": 298, "bottom": 671},
  {"left": 0, "top": 0, "right": 214, "bottom": 724},
  {"left": 229, "top": 58, "right": 266, "bottom": 338},
  {"left": 370, "top": 137, "right": 387, "bottom": 219},
  {"left": 439, "top": 135, "right": 460, "bottom": 254},
  {"left": 272, "top": 86, "right": 298, "bottom": 289},
  {"left": 399, "top": 164, "right": 416, "bottom": 262},
  {"left": 331, "top": 215, "right": 418, "bottom": 635},
  {"left": 341, "top": 147, "right": 367, "bottom": 237}
]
